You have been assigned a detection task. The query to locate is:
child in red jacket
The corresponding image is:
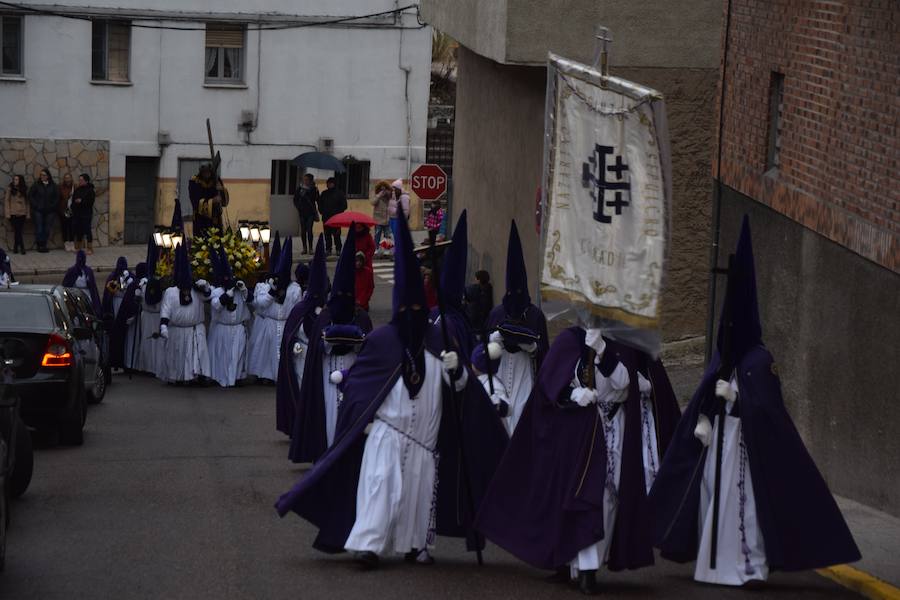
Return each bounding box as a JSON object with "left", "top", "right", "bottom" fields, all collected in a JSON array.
[{"left": 354, "top": 251, "right": 374, "bottom": 311}]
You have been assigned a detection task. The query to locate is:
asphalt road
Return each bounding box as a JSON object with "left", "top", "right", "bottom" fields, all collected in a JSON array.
[{"left": 1, "top": 270, "right": 856, "bottom": 599}]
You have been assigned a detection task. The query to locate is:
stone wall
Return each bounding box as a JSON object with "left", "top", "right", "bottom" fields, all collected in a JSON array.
[{"left": 0, "top": 138, "right": 111, "bottom": 249}]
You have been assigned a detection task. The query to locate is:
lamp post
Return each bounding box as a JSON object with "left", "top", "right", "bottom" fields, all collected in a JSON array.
[
  {"left": 260, "top": 222, "right": 271, "bottom": 267},
  {"left": 153, "top": 228, "right": 164, "bottom": 248},
  {"left": 239, "top": 221, "right": 251, "bottom": 242},
  {"left": 162, "top": 232, "right": 173, "bottom": 250},
  {"left": 171, "top": 232, "right": 184, "bottom": 249},
  {"left": 250, "top": 222, "right": 261, "bottom": 244}
]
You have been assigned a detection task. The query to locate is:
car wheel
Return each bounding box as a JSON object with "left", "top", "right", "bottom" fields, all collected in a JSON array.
[
  {"left": 9, "top": 419, "right": 33, "bottom": 499},
  {"left": 88, "top": 363, "right": 107, "bottom": 404},
  {"left": 0, "top": 485, "right": 7, "bottom": 572},
  {"left": 59, "top": 384, "right": 86, "bottom": 447}
]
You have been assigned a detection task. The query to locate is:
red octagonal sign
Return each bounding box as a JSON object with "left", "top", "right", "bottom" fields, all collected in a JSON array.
[{"left": 410, "top": 164, "right": 448, "bottom": 200}]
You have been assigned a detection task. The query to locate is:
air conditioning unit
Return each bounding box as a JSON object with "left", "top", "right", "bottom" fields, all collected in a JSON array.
[
  {"left": 318, "top": 137, "right": 335, "bottom": 154},
  {"left": 157, "top": 131, "right": 172, "bottom": 146}
]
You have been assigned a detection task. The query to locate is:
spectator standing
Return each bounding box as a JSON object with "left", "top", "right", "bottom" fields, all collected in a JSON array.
[
  {"left": 58, "top": 173, "right": 75, "bottom": 252},
  {"left": 293, "top": 173, "right": 320, "bottom": 255},
  {"left": 28, "top": 168, "right": 58, "bottom": 253},
  {"left": 370, "top": 181, "right": 392, "bottom": 257},
  {"left": 465, "top": 270, "right": 494, "bottom": 337},
  {"left": 354, "top": 222, "right": 376, "bottom": 267},
  {"left": 71, "top": 173, "right": 96, "bottom": 254},
  {"left": 4, "top": 174, "right": 30, "bottom": 255},
  {"left": 317, "top": 177, "right": 347, "bottom": 255},
  {"left": 424, "top": 201, "right": 445, "bottom": 240},
  {"left": 354, "top": 251, "right": 374, "bottom": 312},
  {"left": 387, "top": 179, "right": 410, "bottom": 246}
]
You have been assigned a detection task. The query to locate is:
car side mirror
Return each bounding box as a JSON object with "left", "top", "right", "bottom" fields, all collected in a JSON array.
[{"left": 74, "top": 327, "right": 93, "bottom": 341}]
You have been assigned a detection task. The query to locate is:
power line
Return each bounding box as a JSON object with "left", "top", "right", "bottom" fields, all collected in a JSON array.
[{"left": 0, "top": 2, "right": 426, "bottom": 31}]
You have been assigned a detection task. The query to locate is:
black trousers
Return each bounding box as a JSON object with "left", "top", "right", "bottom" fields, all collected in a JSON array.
[
  {"left": 8, "top": 216, "right": 25, "bottom": 251},
  {"left": 298, "top": 214, "right": 315, "bottom": 252},
  {"left": 73, "top": 212, "right": 93, "bottom": 243},
  {"left": 324, "top": 225, "right": 343, "bottom": 253}
]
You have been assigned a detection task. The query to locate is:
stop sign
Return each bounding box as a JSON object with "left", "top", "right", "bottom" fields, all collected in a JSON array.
[{"left": 410, "top": 164, "right": 448, "bottom": 200}]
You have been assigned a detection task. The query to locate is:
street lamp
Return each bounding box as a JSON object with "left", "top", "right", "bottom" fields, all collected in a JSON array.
[
  {"left": 239, "top": 221, "right": 251, "bottom": 242},
  {"left": 171, "top": 232, "right": 184, "bottom": 248},
  {"left": 250, "top": 222, "right": 261, "bottom": 244},
  {"left": 162, "top": 232, "right": 173, "bottom": 249},
  {"left": 260, "top": 223, "right": 271, "bottom": 244},
  {"left": 153, "top": 229, "right": 164, "bottom": 248}
]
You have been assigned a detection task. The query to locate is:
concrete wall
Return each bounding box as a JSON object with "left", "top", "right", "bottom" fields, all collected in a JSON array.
[
  {"left": 451, "top": 48, "right": 716, "bottom": 340},
  {"left": 422, "top": 0, "right": 721, "bottom": 68},
  {"left": 718, "top": 186, "right": 900, "bottom": 517},
  {"left": 0, "top": 3, "right": 431, "bottom": 243}
]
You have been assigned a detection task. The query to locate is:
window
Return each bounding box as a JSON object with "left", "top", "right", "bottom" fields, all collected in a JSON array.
[
  {"left": 1, "top": 14, "right": 23, "bottom": 76},
  {"left": 336, "top": 157, "right": 371, "bottom": 199},
  {"left": 766, "top": 71, "right": 785, "bottom": 173},
  {"left": 92, "top": 20, "right": 130, "bottom": 82},
  {"left": 205, "top": 24, "right": 244, "bottom": 83},
  {"left": 270, "top": 160, "right": 301, "bottom": 196}
]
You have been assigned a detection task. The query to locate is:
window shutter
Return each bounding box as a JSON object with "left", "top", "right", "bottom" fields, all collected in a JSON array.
[{"left": 206, "top": 24, "right": 244, "bottom": 49}]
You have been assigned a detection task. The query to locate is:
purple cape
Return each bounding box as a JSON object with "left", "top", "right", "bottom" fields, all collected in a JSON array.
[
  {"left": 475, "top": 327, "right": 607, "bottom": 569},
  {"left": 429, "top": 305, "right": 474, "bottom": 365},
  {"left": 287, "top": 306, "right": 373, "bottom": 463},
  {"left": 62, "top": 265, "right": 101, "bottom": 315},
  {"left": 109, "top": 279, "right": 141, "bottom": 369},
  {"left": 275, "top": 293, "right": 326, "bottom": 436},
  {"left": 275, "top": 323, "right": 508, "bottom": 554},
  {"left": 648, "top": 347, "right": 861, "bottom": 571},
  {"left": 486, "top": 303, "right": 550, "bottom": 369}
]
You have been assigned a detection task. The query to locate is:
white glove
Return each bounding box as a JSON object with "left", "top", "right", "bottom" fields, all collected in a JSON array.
[
  {"left": 122, "top": 270, "right": 130, "bottom": 279},
  {"left": 520, "top": 341, "right": 538, "bottom": 354},
  {"left": 440, "top": 350, "right": 459, "bottom": 373},
  {"left": 487, "top": 341, "right": 503, "bottom": 360},
  {"left": 314, "top": 306, "right": 323, "bottom": 315},
  {"left": 266, "top": 278, "right": 276, "bottom": 287},
  {"left": 694, "top": 414, "right": 712, "bottom": 447},
  {"left": 292, "top": 342, "right": 305, "bottom": 356},
  {"left": 235, "top": 280, "right": 247, "bottom": 291},
  {"left": 570, "top": 387, "right": 599, "bottom": 407},
  {"left": 139, "top": 277, "right": 148, "bottom": 287},
  {"left": 134, "top": 288, "right": 143, "bottom": 299},
  {"left": 329, "top": 370, "right": 343, "bottom": 385},
  {"left": 159, "top": 324, "right": 169, "bottom": 340},
  {"left": 489, "top": 330, "right": 502, "bottom": 344},
  {"left": 125, "top": 317, "right": 135, "bottom": 325},
  {"left": 196, "top": 279, "right": 210, "bottom": 290},
  {"left": 715, "top": 379, "right": 737, "bottom": 403},
  {"left": 225, "top": 288, "right": 235, "bottom": 298}
]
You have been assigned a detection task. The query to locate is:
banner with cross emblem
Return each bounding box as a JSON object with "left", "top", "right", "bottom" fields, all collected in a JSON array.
[{"left": 540, "top": 53, "right": 672, "bottom": 342}]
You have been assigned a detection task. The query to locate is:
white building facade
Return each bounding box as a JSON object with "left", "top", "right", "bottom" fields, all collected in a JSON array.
[{"left": 0, "top": 1, "right": 430, "bottom": 246}]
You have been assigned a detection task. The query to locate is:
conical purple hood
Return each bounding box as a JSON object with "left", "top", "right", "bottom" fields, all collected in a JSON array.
[
  {"left": 503, "top": 220, "right": 530, "bottom": 316},
  {"left": 275, "top": 236, "right": 293, "bottom": 288},
  {"left": 174, "top": 242, "right": 192, "bottom": 290},
  {"left": 171, "top": 200, "right": 183, "bottom": 232},
  {"left": 327, "top": 225, "right": 357, "bottom": 324},
  {"left": 270, "top": 230, "right": 282, "bottom": 274},
  {"left": 392, "top": 207, "right": 426, "bottom": 317},
  {"left": 305, "top": 235, "right": 329, "bottom": 306},
  {"left": 716, "top": 215, "right": 762, "bottom": 363},
  {"left": 440, "top": 209, "right": 468, "bottom": 310},
  {"left": 145, "top": 235, "right": 159, "bottom": 278}
]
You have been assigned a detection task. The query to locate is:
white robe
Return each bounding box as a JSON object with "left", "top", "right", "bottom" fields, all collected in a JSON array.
[
  {"left": 159, "top": 287, "right": 211, "bottom": 383},
  {"left": 321, "top": 348, "right": 358, "bottom": 447},
  {"left": 138, "top": 298, "right": 163, "bottom": 377},
  {"left": 207, "top": 287, "right": 251, "bottom": 387},
  {"left": 695, "top": 378, "right": 768, "bottom": 585},
  {"left": 345, "top": 352, "right": 466, "bottom": 555},
  {"left": 247, "top": 282, "right": 302, "bottom": 381},
  {"left": 496, "top": 350, "right": 535, "bottom": 434},
  {"left": 571, "top": 361, "right": 630, "bottom": 575}
]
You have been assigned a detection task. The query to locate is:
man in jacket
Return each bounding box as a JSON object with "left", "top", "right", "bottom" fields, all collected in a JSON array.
[
  {"left": 293, "top": 174, "right": 320, "bottom": 255},
  {"left": 317, "top": 177, "right": 347, "bottom": 255},
  {"left": 28, "top": 169, "right": 58, "bottom": 253}
]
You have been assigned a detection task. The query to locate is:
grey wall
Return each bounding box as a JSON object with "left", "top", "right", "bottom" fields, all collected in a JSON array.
[
  {"left": 718, "top": 187, "right": 900, "bottom": 517},
  {"left": 422, "top": 0, "right": 721, "bottom": 68}
]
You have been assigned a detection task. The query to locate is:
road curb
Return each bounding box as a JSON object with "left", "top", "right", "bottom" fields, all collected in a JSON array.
[{"left": 818, "top": 565, "right": 900, "bottom": 600}]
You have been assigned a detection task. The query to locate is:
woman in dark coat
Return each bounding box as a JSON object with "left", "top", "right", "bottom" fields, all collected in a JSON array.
[{"left": 71, "top": 173, "right": 96, "bottom": 254}]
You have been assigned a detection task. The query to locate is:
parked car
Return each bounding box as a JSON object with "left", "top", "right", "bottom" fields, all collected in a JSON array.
[
  {"left": 0, "top": 285, "right": 91, "bottom": 445},
  {"left": 65, "top": 288, "right": 109, "bottom": 403},
  {"left": 0, "top": 379, "right": 35, "bottom": 571}
]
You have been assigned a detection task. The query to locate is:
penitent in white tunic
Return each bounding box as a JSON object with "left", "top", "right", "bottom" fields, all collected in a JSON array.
[
  {"left": 695, "top": 377, "right": 768, "bottom": 586},
  {"left": 207, "top": 287, "right": 251, "bottom": 387},
  {"left": 159, "top": 288, "right": 211, "bottom": 383},
  {"left": 247, "top": 282, "right": 302, "bottom": 381},
  {"left": 477, "top": 373, "right": 512, "bottom": 436},
  {"left": 138, "top": 297, "right": 163, "bottom": 377},
  {"left": 321, "top": 348, "right": 358, "bottom": 447},
  {"left": 345, "top": 351, "right": 453, "bottom": 556},
  {"left": 497, "top": 350, "right": 535, "bottom": 435}
]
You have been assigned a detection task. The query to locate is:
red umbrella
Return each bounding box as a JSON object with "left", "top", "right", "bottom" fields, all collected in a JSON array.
[{"left": 324, "top": 211, "right": 377, "bottom": 228}]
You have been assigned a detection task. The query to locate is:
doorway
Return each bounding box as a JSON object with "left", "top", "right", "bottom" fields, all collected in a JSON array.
[
  {"left": 269, "top": 159, "right": 300, "bottom": 239},
  {"left": 124, "top": 157, "right": 159, "bottom": 244}
]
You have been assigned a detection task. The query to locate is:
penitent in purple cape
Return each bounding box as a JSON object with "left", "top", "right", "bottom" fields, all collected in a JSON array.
[
  {"left": 428, "top": 209, "right": 475, "bottom": 360},
  {"left": 486, "top": 220, "right": 550, "bottom": 366},
  {"left": 288, "top": 226, "right": 373, "bottom": 463},
  {"left": 474, "top": 327, "right": 681, "bottom": 571},
  {"left": 274, "top": 209, "right": 508, "bottom": 555},
  {"left": 62, "top": 250, "right": 101, "bottom": 315},
  {"left": 276, "top": 235, "right": 328, "bottom": 437},
  {"left": 109, "top": 262, "right": 146, "bottom": 369},
  {"left": 648, "top": 216, "right": 861, "bottom": 572}
]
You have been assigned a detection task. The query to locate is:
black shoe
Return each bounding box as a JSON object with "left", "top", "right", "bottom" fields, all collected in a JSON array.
[
  {"left": 404, "top": 549, "right": 433, "bottom": 565},
  {"left": 577, "top": 570, "right": 601, "bottom": 595},
  {"left": 354, "top": 551, "right": 379, "bottom": 570},
  {"left": 302, "top": 247, "right": 309, "bottom": 255}
]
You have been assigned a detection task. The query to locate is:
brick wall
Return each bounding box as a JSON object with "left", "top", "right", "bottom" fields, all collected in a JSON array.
[{"left": 715, "top": 0, "right": 899, "bottom": 272}]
